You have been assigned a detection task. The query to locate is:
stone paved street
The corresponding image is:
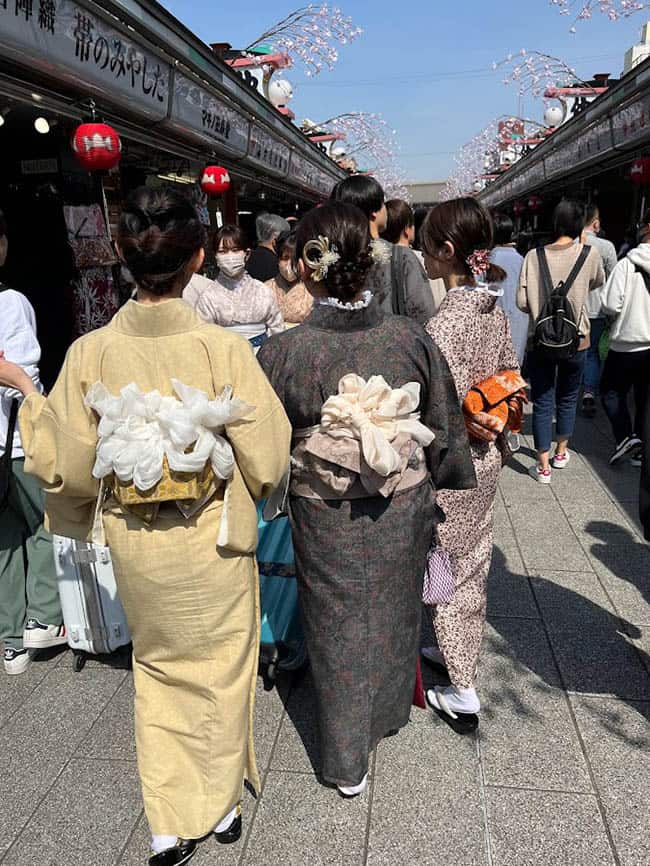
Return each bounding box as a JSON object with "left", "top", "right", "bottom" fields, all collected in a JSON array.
[{"left": 1, "top": 406, "right": 649, "bottom": 866}]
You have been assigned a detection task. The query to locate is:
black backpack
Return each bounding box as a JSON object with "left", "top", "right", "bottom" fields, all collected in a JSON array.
[{"left": 533, "top": 245, "right": 591, "bottom": 361}]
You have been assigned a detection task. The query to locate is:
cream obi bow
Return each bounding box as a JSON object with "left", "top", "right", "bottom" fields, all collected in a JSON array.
[
  {"left": 85, "top": 379, "right": 254, "bottom": 491},
  {"left": 318, "top": 373, "right": 434, "bottom": 477}
]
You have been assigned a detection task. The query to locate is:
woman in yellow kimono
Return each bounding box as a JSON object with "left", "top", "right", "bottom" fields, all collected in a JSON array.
[{"left": 0, "top": 187, "right": 291, "bottom": 866}]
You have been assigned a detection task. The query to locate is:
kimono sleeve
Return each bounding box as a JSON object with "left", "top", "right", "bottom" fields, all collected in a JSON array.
[
  {"left": 498, "top": 315, "right": 521, "bottom": 372},
  {"left": 401, "top": 247, "right": 437, "bottom": 324},
  {"left": 223, "top": 338, "right": 291, "bottom": 500},
  {"left": 421, "top": 339, "right": 476, "bottom": 493},
  {"left": 18, "top": 340, "right": 99, "bottom": 501}
]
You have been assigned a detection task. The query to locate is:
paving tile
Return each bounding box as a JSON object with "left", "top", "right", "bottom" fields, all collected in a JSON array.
[
  {"left": 479, "top": 623, "right": 591, "bottom": 792},
  {"left": 509, "top": 508, "right": 592, "bottom": 573},
  {"left": 270, "top": 671, "right": 321, "bottom": 774},
  {"left": 486, "top": 788, "right": 615, "bottom": 866},
  {"left": 583, "top": 536, "right": 650, "bottom": 626},
  {"left": 571, "top": 697, "right": 650, "bottom": 866},
  {"left": 252, "top": 674, "right": 290, "bottom": 773},
  {"left": 0, "top": 667, "right": 126, "bottom": 855},
  {"left": 546, "top": 628, "right": 650, "bottom": 700},
  {"left": 368, "top": 770, "right": 485, "bottom": 866},
  {"left": 530, "top": 570, "right": 617, "bottom": 631},
  {"left": 241, "top": 770, "right": 368, "bottom": 866},
  {"left": 0, "top": 648, "right": 58, "bottom": 726},
  {"left": 2, "top": 759, "right": 141, "bottom": 866},
  {"left": 488, "top": 557, "right": 538, "bottom": 620},
  {"left": 76, "top": 674, "right": 136, "bottom": 762},
  {"left": 375, "top": 703, "right": 477, "bottom": 779}
]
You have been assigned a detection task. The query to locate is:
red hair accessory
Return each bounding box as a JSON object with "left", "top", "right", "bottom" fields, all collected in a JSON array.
[{"left": 467, "top": 249, "right": 491, "bottom": 278}]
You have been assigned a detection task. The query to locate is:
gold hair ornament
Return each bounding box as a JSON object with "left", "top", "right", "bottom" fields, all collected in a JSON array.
[{"left": 302, "top": 235, "right": 341, "bottom": 282}]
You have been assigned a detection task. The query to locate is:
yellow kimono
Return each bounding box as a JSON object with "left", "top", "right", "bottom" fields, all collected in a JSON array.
[{"left": 18, "top": 298, "right": 291, "bottom": 839}]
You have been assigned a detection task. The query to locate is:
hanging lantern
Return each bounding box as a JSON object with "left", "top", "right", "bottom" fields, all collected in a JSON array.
[
  {"left": 630, "top": 157, "right": 650, "bottom": 186},
  {"left": 513, "top": 201, "right": 526, "bottom": 216},
  {"left": 528, "top": 195, "right": 543, "bottom": 213},
  {"left": 200, "top": 165, "right": 231, "bottom": 196},
  {"left": 72, "top": 122, "right": 122, "bottom": 171},
  {"left": 267, "top": 78, "right": 294, "bottom": 109}
]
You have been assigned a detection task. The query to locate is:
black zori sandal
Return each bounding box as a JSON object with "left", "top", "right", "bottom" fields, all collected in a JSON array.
[
  {"left": 426, "top": 687, "right": 479, "bottom": 736},
  {"left": 148, "top": 839, "right": 197, "bottom": 866},
  {"left": 214, "top": 805, "right": 242, "bottom": 845}
]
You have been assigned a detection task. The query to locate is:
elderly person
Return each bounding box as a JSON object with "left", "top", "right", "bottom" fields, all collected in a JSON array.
[{"left": 246, "top": 213, "right": 291, "bottom": 283}]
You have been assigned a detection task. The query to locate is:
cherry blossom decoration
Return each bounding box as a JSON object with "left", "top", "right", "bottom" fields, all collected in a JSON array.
[
  {"left": 549, "top": 0, "right": 648, "bottom": 31},
  {"left": 245, "top": 5, "right": 363, "bottom": 77},
  {"left": 493, "top": 49, "right": 585, "bottom": 98},
  {"left": 310, "top": 112, "right": 409, "bottom": 199}
]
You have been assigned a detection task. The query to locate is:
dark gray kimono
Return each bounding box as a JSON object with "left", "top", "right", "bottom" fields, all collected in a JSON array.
[
  {"left": 367, "top": 239, "right": 437, "bottom": 324},
  {"left": 258, "top": 300, "right": 475, "bottom": 787}
]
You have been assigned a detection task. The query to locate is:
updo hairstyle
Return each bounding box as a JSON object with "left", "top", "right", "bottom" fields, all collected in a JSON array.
[
  {"left": 421, "top": 197, "right": 506, "bottom": 286},
  {"left": 118, "top": 187, "right": 206, "bottom": 296},
  {"left": 295, "top": 201, "right": 374, "bottom": 301}
]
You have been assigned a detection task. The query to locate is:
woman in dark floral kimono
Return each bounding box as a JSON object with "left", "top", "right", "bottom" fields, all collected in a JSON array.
[{"left": 258, "top": 202, "right": 475, "bottom": 796}]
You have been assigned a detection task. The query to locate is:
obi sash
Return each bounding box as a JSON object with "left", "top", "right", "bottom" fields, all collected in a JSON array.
[
  {"left": 289, "top": 373, "right": 435, "bottom": 501},
  {"left": 226, "top": 322, "right": 267, "bottom": 351},
  {"left": 84, "top": 379, "right": 254, "bottom": 525}
]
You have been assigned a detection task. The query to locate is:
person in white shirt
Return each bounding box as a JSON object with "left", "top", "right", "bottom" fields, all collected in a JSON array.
[
  {"left": 599, "top": 209, "right": 650, "bottom": 465},
  {"left": 0, "top": 209, "right": 66, "bottom": 675},
  {"left": 582, "top": 204, "right": 618, "bottom": 417}
]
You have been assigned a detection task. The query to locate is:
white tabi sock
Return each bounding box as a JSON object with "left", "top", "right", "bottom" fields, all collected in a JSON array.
[
  {"left": 443, "top": 685, "right": 480, "bottom": 714},
  {"left": 213, "top": 805, "right": 238, "bottom": 835},
  {"left": 151, "top": 835, "right": 178, "bottom": 855}
]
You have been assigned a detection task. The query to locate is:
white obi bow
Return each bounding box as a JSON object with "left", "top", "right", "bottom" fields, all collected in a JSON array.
[
  {"left": 319, "top": 374, "right": 435, "bottom": 477},
  {"left": 85, "top": 379, "right": 254, "bottom": 491}
]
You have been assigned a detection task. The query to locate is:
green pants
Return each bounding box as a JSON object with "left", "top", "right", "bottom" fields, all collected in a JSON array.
[{"left": 0, "top": 457, "right": 61, "bottom": 649}]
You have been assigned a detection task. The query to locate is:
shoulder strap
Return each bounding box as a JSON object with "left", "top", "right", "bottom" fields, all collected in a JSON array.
[
  {"left": 535, "top": 247, "right": 554, "bottom": 299},
  {"left": 5, "top": 399, "right": 18, "bottom": 453},
  {"left": 634, "top": 263, "right": 650, "bottom": 294},
  {"left": 390, "top": 245, "right": 406, "bottom": 315},
  {"left": 559, "top": 245, "right": 591, "bottom": 297}
]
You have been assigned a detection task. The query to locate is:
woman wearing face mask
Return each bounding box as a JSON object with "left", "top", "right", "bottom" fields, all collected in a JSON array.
[
  {"left": 186, "top": 225, "right": 284, "bottom": 350},
  {"left": 266, "top": 233, "right": 313, "bottom": 327}
]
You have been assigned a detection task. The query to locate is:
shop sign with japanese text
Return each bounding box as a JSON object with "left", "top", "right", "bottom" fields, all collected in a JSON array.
[
  {"left": 288, "top": 151, "right": 319, "bottom": 192},
  {"left": 168, "top": 73, "right": 249, "bottom": 156},
  {"left": 246, "top": 125, "right": 290, "bottom": 176},
  {"left": 0, "top": 0, "right": 170, "bottom": 120},
  {"left": 612, "top": 94, "right": 650, "bottom": 147}
]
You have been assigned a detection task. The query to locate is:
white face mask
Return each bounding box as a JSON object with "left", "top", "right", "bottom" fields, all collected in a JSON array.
[
  {"left": 279, "top": 261, "right": 298, "bottom": 283},
  {"left": 217, "top": 251, "right": 246, "bottom": 279}
]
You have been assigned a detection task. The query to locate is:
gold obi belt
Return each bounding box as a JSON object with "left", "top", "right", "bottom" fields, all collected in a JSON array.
[
  {"left": 289, "top": 373, "right": 435, "bottom": 501},
  {"left": 107, "top": 457, "right": 220, "bottom": 524}
]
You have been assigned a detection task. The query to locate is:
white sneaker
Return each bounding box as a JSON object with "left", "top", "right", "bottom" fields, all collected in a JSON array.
[
  {"left": 528, "top": 464, "right": 552, "bottom": 484},
  {"left": 551, "top": 450, "right": 571, "bottom": 469},
  {"left": 338, "top": 773, "right": 368, "bottom": 798},
  {"left": 23, "top": 619, "right": 67, "bottom": 649},
  {"left": 3, "top": 647, "right": 31, "bottom": 675}
]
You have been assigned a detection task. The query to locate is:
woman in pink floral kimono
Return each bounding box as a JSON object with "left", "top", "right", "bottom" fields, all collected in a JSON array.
[{"left": 420, "top": 198, "right": 522, "bottom": 735}]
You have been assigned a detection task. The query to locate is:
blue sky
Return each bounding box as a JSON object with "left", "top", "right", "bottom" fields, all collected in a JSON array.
[{"left": 160, "top": 0, "right": 644, "bottom": 182}]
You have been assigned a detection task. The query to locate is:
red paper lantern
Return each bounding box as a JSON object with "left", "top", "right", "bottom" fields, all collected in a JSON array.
[
  {"left": 72, "top": 122, "right": 122, "bottom": 171},
  {"left": 630, "top": 157, "right": 650, "bottom": 186},
  {"left": 513, "top": 201, "right": 526, "bottom": 217},
  {"left": 528, "top": 195, "right": 543, "bottom": 213},
  {"left": 200, "top": 166, "right": 231, "bottom": 196}
]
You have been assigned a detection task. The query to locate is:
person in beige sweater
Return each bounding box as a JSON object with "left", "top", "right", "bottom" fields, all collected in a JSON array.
[
  {"left": 0, "top": 188, "right": 291, "bottom": 865},
  {"left": 518, "top": 200, "right": 604, "bottom": 482}
]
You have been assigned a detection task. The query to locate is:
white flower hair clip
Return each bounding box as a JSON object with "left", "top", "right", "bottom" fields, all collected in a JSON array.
[
  {"left": 302, "top": 235, "right": 341, "bottom": 282},
  {"left": 370, "top": 238, "right": 391, "bottom": 265}
]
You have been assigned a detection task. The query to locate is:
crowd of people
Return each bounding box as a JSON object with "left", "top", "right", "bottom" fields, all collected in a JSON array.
[{"left": 0, "top": 176, "right": 648, "bottom": 865}]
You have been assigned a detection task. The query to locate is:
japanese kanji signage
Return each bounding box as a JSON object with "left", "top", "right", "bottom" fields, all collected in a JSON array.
[
  {"left": 288, "top": 152, "right": 319, "bottom": 192},
  {"left": 0, "top": 0, "right": 170, "bottom": 120},
  {"left": 247, "top": 125, "right": 290, "bottom": 177},
  {"left": 168, "top": 73, "right": 249, "bottom": 157},
  {"left": 612, "top": 94, "right": 650, "bottom": 148}
]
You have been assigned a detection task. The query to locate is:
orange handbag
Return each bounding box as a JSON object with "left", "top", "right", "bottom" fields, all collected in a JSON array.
[{"left": 463, "top": 370, "right": 528, "bottom": 434}]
